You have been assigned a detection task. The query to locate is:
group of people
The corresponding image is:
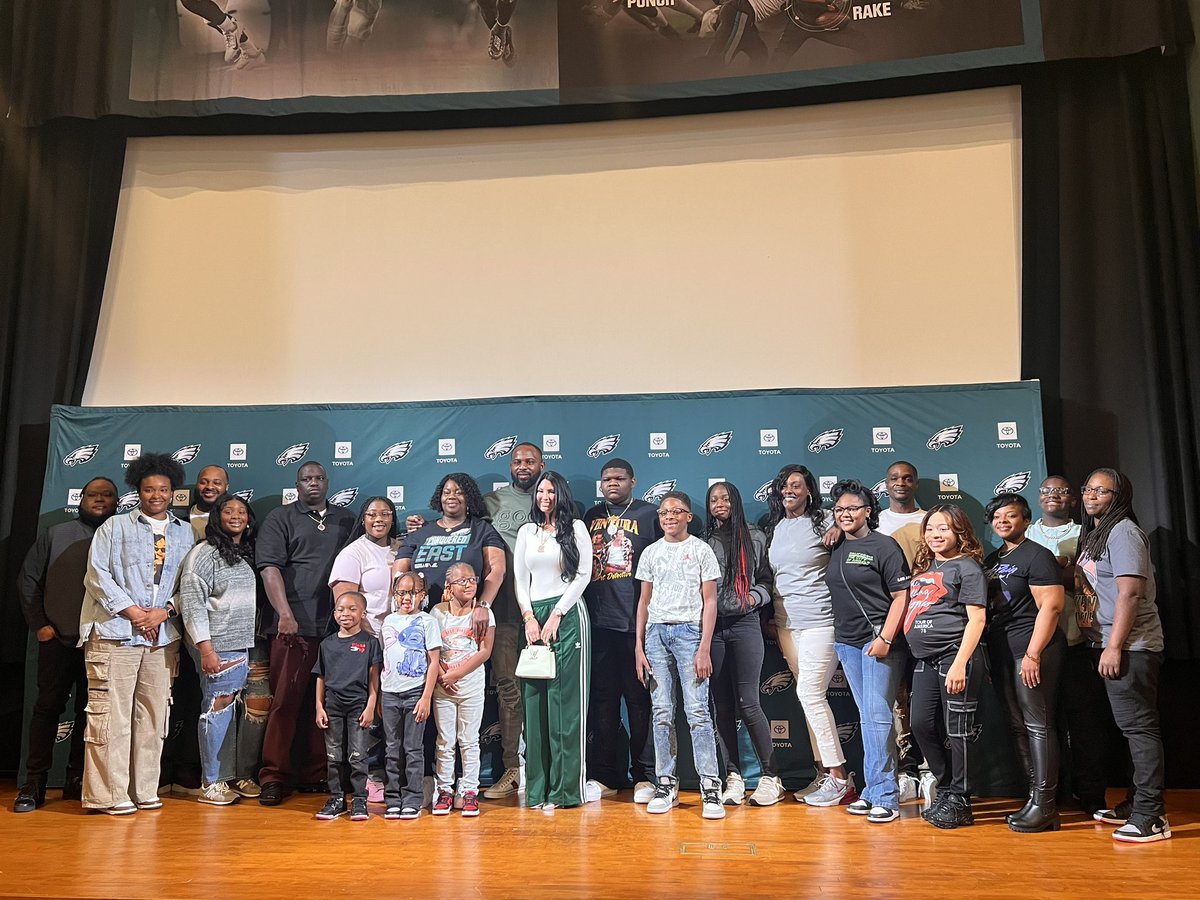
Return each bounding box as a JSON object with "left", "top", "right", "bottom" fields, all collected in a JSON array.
[{"left": 16, "top": 447, "right": 1171, "bottom": 843}]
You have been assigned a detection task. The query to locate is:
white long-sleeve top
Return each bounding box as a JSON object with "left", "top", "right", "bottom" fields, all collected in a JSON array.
[{"left": 514, "top": 520, "right": 592, "bottom": 618}]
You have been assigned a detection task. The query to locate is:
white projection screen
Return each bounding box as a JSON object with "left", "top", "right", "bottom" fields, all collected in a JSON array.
[{"left": 87, "top": 86, "right": 1022, "bottom": 406}]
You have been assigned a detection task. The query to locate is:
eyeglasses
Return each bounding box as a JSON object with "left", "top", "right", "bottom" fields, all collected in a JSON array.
[
  {"left": 833, "top": 505, "right": 868, "bottom": 515},
  {"left": 449, "top": 577, "right": 480, "bottom": 586},
  {"left": 364, "top": 510, "right": 394, "bottom": 519},
  {"left": 1080, "top": 486, "right": 1116, "bottom": 497},
  {"left": 1039, "top": 487, "right": 1072, "bottom": 497},
  {"left": 394, "top": 590, "right": 424, "bottom": 599},
  {"left": 657, "top": 508, "right": 690, "bottom": 519}
]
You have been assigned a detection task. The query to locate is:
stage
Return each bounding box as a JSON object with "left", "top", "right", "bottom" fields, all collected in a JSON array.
[{"left": 2, "top": 783, "right": 1196, "bottom": 898}]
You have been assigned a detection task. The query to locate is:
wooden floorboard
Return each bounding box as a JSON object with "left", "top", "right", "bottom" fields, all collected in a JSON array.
[{"left": 1, "top": 783, "right": 1197, "bottom": 898}]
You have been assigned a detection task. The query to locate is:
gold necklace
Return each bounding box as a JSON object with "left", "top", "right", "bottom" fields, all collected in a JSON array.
[{"left": 537, "top": 525, "right": 555, "bottom": 553}]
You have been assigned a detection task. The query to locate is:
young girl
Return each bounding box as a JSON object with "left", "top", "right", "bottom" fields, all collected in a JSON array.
[
  {"left": 905, "top": 505, "right": 987, "bottom": 829},
  {"left": 380, "top": 572, "right": 441, "bottom": 820},
  {"left": 431, "top": 562, "right": 495, "bottom": 817}
]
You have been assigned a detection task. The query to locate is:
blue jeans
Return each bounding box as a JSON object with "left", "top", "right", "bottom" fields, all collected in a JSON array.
[
  {"left": 835, "top": 642, "right": 906, "bottom": 810},
  {"left": 645, "top": 623, "right": 718, "bottom": 784},
  {"left": 196, "top": 650, "right": 249, "bottom": 786}
]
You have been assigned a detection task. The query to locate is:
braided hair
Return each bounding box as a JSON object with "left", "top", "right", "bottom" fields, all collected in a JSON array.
[
  {"left": 704, "top": 481, "right": 755, "bottom": 607},
  {"left": 1078, "top": 468, "right": 1138, "bottom": 561}
]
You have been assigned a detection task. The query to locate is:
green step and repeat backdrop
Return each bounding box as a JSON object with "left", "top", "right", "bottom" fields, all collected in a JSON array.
[{"left": 30, "top": 381, "right": 1045, "bottom": 792}]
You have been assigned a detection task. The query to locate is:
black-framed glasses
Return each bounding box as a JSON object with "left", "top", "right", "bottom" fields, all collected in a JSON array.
[
  {"left": 1080, "top": 485, "right": 1116, "bottom": 497},
  {"left": 364, "top": 510, "right": 394, "bottom": 519},
  {"left": 833, "top": 505, "right": 868, "bottom": 515},
  {"left": 449, "top": 577, "right": 480, "bottom": 586},
  {"left": 657, "top": 507, "right": 690, "bottom": 518},
  {"left": 1038, "top": 487, "right": 1072, "bottom": 496}
]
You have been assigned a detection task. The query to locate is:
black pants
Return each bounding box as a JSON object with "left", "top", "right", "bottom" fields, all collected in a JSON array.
[
  {"left": 911, "top": 645, "right": 986, "bottom": 797},
  {"left": 1093, "top": 647, "right": 1165, "bottom": 819},
  {"left": 25, "top": 638, "right": 88, "bottom": 782},
  {"left": 382, "top": 688, "right": 426, "bottom": 809},
  {"left": 1057, "top": 643, "right": 1118, "bottom": 809},
  {"left": 711, "top": 610, "right": 777, "bottom": 778},
  {"left": 324, "top": 708, "right": 371, "bottom": 799},
  {"left": 587, "top": 627, "right": 654, "bottom": 787},
  {"left": 989, "top": 635, "right": 1064, "bottom": 800}
]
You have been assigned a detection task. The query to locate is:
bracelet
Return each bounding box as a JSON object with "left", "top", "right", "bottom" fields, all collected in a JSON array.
[
  {"left": 521, "top": 612, "right": 535, "bottom": 623},
  {"left": 880, "top": 635, "right": 893, "bottom": 646},
  {"left": 1024, "top": 653, "right": 1040, "bottom": 663}
]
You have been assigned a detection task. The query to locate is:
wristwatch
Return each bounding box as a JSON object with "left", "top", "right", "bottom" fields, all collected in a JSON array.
[
  {"left": 479, "top": 600, "right": 490, "bottom": 610},
  {"left": 165, "top": 603, "right": 179, "bottom": 619}
]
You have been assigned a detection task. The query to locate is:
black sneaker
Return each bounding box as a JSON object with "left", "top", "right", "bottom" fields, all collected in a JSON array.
[
  {"left": 1093, "top": 799, "right": 1132, "bottom": 825},
  {"left": 259, "top": 782, "right": 285, "bottom": 806},
  {"left": 14, "top": 781, "right": 45, "bottom": 813},
  {"left": 923, "top": 792, "right": 974, "bottom": 829},
  {"left": 61, "top": 775, "right": 83, "bottom": 802},
  {"left": 349, "top": 797, "right": 369, "bottom": 821},
  {"left": 1113, "top": 815, "right": 1171, "bottom": 843},
  {"left": 315, "top": 795, "right": 348, "bottom": 820}
]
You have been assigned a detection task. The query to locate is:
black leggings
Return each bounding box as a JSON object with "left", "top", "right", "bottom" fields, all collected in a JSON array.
[
  {"left": 180, "top": 0, "right": 227, "bottom": 28},
  {"left": 910, "top": 645, "right": 986, "bottom": 797},
  {"left": 989, "top": 634, "right": 1064, "bottom": 800},
  {"left": 710, "top": 610, "right": 777, "bottom": 778}
]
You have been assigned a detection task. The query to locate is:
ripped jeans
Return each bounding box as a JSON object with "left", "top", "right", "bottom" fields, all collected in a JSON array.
[
  {"left": 190, "top": 640, "right": 270, "bottom": 786},
  {"left": 910, "top": 645, "right": 986, "bottom": 798},
  {"left": 195, "top": 648, "right": 249, "bottom": 786}
]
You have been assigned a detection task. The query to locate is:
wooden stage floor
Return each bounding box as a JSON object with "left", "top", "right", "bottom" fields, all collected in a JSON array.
[{"left": 1, "top": 783, "right": 1197, "bottom": 898}]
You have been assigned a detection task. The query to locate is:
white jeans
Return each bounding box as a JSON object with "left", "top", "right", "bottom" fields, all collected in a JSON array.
[
  {"left": 777, "top": 625, "right": 845, "bottom": 768},
  {"left": 434, "top": 688, "right": 484, "bottom": 794}
]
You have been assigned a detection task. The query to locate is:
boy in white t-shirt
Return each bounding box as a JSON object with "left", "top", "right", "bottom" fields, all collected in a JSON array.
[
  {"left": 634, "top": 492, "right": 723, "bottom": 820},
  {"left": 430, "top": 562, "right": 495, "bottom": 818}
]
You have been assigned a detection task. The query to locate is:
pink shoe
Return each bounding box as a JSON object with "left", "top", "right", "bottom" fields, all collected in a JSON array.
[{"left": 367, "top": 777, "right": 385, "bottom": 804}]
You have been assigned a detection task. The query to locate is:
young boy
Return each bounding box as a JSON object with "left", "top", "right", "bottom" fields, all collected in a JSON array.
[
  {"left": 430, "top": 562, "right": 495, "bottom": 817},
  {"left": 314, "top": 591, "right": 382, "bottom": 821},
  {"left": 634, "top": 491, "right": 724, "bottom": 819},
  {"left": 380, "top": 572, "right": 441, "bottom": 820}
]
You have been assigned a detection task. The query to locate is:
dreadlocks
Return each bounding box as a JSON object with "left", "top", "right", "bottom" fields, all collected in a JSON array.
[
  {"left": 704, "top": 482, "right": 754, "bottom": 608},
  {"left": 1079, "top": 468, "right": 1138, "bottom": 561}
]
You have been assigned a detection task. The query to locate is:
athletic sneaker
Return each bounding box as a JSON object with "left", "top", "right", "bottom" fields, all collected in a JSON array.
[
  {"left": 488, "top": 24, "right": 504, "bottom": 60},
  {"left": 868, "top": 806, "right": 900, "bottom": 824},
  {"left": 461, "top": 791, "right": 480, "bottom": 817},
  {"left": 103, "top": 801, "right": 137, "bottom": 816},
  {"left": 349, "top": 797, "right": 369, "bottom": 821},
  {"left": 136, "top": 798, "right": 163, "bottom": 810},
  {"left": 792, "top": 773, "right": 824, "bottom": 802},
  {"left": 484, "top": 767, "right": 521, "bottom": 799},
  {"left": 366, "top": 777, "right": 384, "bottom": 804},
  {"left": 399, "top": 807, "right": 420, "bottom": 820},
  {"left": 918, "top": 772, "right": 938, "bottom": 808},
  {"left": 846, "top": 798, "right": 871, "bottom": 816},
  {"left": 804, "top": 773, "right": 857, "bottom": 807},
  {"left": 384, "top": 806, "right": 402, "bottom": 820},
  {"left": 749, "top": 775, "right": 785, "bottom": 807},
  {"left": 646, "top": 781, "right": 679, "bottom": 814},
  {"left": 316, "top": 796, "right": 348, "bottom": 820},
  {"left": 1112, "top": 815, "right": 1171, "bottom": 843},
  {"left": 500, "top": 25, "right": 515, "bottom": 65},
  {"left": 1093, "top": 799, "right": 1133, "bottom": 825},
  {"left": 721, "top": 772, "right": 746, "bottom": 806},
  {"left": 702, "top": 786, "right": 726, "bottom": 820},
  {"left": 234, "top": 39, "right": 265, "bottom": 70},
  {"left": 898, "top": 773, "right": 919, "bottom": 803},
  {"left": 198, "top": 782, "right": 238, "bottom": 806},
  {"left": 229, "top": 778, "right": 260, "bottom": 799},
  {"left": 633, "top": 781, "right": 656, "bottom": 804},
  {"left": 432, "top": 790, "right": 454, "bottom": 816},
  {"left": 585, "top": 779, "right": 617, "bottom": 803},
  {"left": 219, "top": 18, "right": 245, "bottom": 63}
]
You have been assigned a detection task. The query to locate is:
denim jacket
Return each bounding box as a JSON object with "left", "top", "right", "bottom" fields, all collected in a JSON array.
[{"left": 80, "top": 508, "right": 190, "bottom": 647}]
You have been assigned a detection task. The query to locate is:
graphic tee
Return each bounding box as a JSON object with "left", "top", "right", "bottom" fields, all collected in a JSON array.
[
  {"left": 904, "top": 556, "right": 987, "bottom": 660},
  {"left": 1076, "top": 519, "right": 1163, "bottom": 652},
  {"left": 583, "top": 499, "right": 661, "bottom": 632},
  {"left": 984, "top": 539, "right": 1064, "bottom": 657},
  {"left": 380, "top": 611, "right": 441, "bottom": 695},
  {"left": 396, "top": 518, "right": 505, "bottom": 607},
  {"left": 826, "top": 530, "right": 910, "bottom": 648},
  {"left": 430, "top": 602, "right": 495, "bottom": 698},
  {"left": 636, "top": 535, "right": 720, "bottom": 624},
  {"left": 314, "top": 630, "right": 383, "bottom": 715},
  {"left": 148, "top": 515, "right": 169, "bottom": 603}
]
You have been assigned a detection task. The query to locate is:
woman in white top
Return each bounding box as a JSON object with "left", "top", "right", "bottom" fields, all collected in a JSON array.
[
  {"left": 765, "top": 464, "right": 854, "bottom": 807},
  {"left": 330, "top": 496, "right": 399, "bottom": 638},
  {"left": 514, "top": 471, "right": 592, "bottom": 810}
]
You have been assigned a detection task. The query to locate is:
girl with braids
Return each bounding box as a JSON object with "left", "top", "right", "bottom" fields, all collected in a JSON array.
[
  {"left": 764, "top": 464, "right": 856, "bottom": 806},
  {"left": 703, "top": 481, "right": 779, "bottom": 806},
  {"left": 905, "top": 504, "right": 987, "bottom": 829},
  {"left": 514, "top": 471, "right": 593, "bottom": 809},
  {"left": 1076, "top": 468, "right": 1170, "bottom": 843},
  {"left": 179, "top": 494, "right": 262, "bottom": 806},
  {"left": 824, "top": 480, "right": 911, "bottom": 824}
]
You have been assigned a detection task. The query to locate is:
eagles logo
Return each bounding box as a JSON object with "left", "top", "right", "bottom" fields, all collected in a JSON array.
[
  {"left": 483, "top": 436, "right": 518, "bottom": 461},
  {"left": 63, "top": 444, "right": 99, "bottom": 467},
  {"left": 171, "top": 444, "right": 202, "bottom": 465},
  {"left": 927, "top": 425, "right": 965, "bottom": 451},
  {"left": 276, "top": 442, "right": 310, "bottom": 466},
  {"left": 808, "top": 428, "right": 843, "bottom": 454},
  {"left": 994, "top": 472, "right": 1032, "bottom": 495},
  {"left": 480, "top": 722, "right": 502, "bottom": 745},
  {"left": 642, "top": 479, "right": 676, "bottom": 504},
  {"left": 587, "top": 434, "right": 621, "bottom": 458},
  {"left": 760, "top": 670, "right": 794, "bottom": 694},
  {"left": 55, "top": 720, "right": 74, "bottom": 743},
  {"left": 234, "top": 489, "right": 254, "bottom": 503},
  {"left": 836, "top": 722, "right": 860, "bottom": 744},
  {"left": 753, "top": 481, "right": 774, "bottom": 503},
  {"left": 116, "top": 491, "right": 140, "bottom": 513},
  {"left": 379, "top": 441, "right": 413, "bottom": 464},
  {"left": 698, "top": 431, "right": 733, "bottom": 456},
  {"left": 786, "top": 0, "right": 850, "bottom": 33},
  {"left": 328, "top": 487, "right": 359, "bottom": 508},
  {"left": 871, "top": 479, "right": 889, "bottom": 500}
]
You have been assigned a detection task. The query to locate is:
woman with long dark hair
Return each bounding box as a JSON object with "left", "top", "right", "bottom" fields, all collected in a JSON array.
[
  {"left": 331, "top": 496, "right": 400, "bottom": 637},
  {"left": 702, "top": 481, "right": 780, "bottom": 806},
  {"left": 514, "top": 471, "right": 593, "bottom": 809},
  {"left": 764, "top": 464, "right": 853, "bottom": 806},
  {"left": 906, "top": 504, "right": 988, "bottom": 829},
  {"left": 1076, "top": 468, "right": 1169, "bottom": 843},
  {"left": 179, "top": 493, "right": 262, "bottom": 806},
  {"left": 983, "top": 492, "right": 1066, "bottom": 833}
]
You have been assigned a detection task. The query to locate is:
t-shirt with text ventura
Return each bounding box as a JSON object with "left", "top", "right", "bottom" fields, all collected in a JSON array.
[
  {"left": 826, "top": 530, "right": 910, "bottom": 648},
  {"left": 380, "top": 611, "right": 441, "bottom": 695},
  {"left": 430, "top": 603, "right": 496, "bottom": 697},
  {"left": 904, "top": 556, "right": 987, "bottom": 660},
  {"left": 313, "top": 630, "right": 383, "bottom": 714},
  {"left": 636, "top": 535, "right": 720, "bottom": 624},
  {"left": 396, "top": 518, "right": 505, "bottom": 608},
  {"left": 583, "top": 499, "right": 661, "bottom": 632},
  {"left": 984, "top": 539, "right": 1064, "bottom": 657}
]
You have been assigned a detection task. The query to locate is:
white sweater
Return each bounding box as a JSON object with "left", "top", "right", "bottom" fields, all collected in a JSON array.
[{"left": 514, "top": 520, "right": 592, "bottom": 617}]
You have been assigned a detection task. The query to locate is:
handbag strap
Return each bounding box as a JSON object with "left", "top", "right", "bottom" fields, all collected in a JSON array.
[{"left": 838, "top": 554, "right": 882, "bottom": 638}]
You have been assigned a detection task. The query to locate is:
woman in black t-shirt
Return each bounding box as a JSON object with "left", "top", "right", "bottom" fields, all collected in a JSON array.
[
  {"left": 905, "top": 504, "right": 987, "bottom": 830},
  {"left": 984, "top": 493, "right": 1066, "bottom": 833}
]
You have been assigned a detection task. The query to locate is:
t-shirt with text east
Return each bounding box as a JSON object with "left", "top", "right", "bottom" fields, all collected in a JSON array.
[
  {"left": 396, "top": 518, "right": 505, "bottom": 608},
  {"left": 380, "top": 611, "right": 441, "bottom": 695},
  {"left": 314, "top": 630, "right": 383, "bottom": 715},
  {"left": 904, "top": 557, "right": 987, "bottom": 661},
  {"left": 984, "top": 539, "right": 1064, "bottom": 657},
  {"left": 636, "top": 535, "right": 720, "bottom": 625}
]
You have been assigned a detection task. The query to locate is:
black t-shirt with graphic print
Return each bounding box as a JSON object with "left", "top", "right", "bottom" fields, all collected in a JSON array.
[
  {"left": 984, "top": 539, "right": 1064, "bottom": 657},
  {"left": 313, "top": 630, "right": 383, "bottom": 715},
  {"left": 827, "top": 530, "right": 911, "bottom": 649},
  {"left": 396, "top": 517, "right": 505, "bottom": 607},
  {"left": 904, "top": 556, "right": 987, "bottom": 661}
]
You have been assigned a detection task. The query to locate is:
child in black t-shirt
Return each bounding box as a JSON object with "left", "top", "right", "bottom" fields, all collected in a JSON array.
[{"left": 314, "top": 591, "right": 382, "bottom": 821}]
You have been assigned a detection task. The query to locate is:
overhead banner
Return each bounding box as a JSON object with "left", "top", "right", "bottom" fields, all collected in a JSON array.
[
  {"left": 28, "top": 382, "right": 1041, "bottom": 793},
  {"left": 111, "top": 0, "right": 1043, "bottom": 116}
]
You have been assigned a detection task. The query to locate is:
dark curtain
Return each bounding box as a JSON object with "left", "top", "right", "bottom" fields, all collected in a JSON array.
[{"left": 1041, "top": 0, "right": 1192, "bottom": 59}]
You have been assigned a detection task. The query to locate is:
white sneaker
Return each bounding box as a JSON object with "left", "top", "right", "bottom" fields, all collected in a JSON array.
[
  {"left": 748, "top": 775, "right": 784, "bottom": 807},
  {"left": 197, "top": 781, "right": 238, "bottom": 806},
  {"left": 646, "top": 781, "right": 678, "bottom": 814},
  {"left": 702, "top": 784, "right": 726, "bottom": 820},
  {"left": 804, "top": 772, "right": 857, "bottom": 807},
  {"left": 721, "top": 772, "right": 746, "bottom": 806},
  {"left": 868, "top": 805, "right": 900, "bottom": 823},
  {"left": 633, "top": 781, "right": 656, "bottom": 804},
  {"left": 219, "top": 17, "right": 244, "bottom": 63},
  {"left": 584, "top": 779, "right": 617, "bottom": 803},
  {"left": 918, "top": 772, "right": 938, "bottom": 808},
  {"left": 234, "top": 38, "right": 266, "bottom": 70},
  {"left": 898, "top": 773, "right": 919, "bottom": 803},
  {"left": 484, "top": 767, "right": 521, "bottom": 799},
  {"left": 792, "top": 773, "right": 824, "bottom": 803}
]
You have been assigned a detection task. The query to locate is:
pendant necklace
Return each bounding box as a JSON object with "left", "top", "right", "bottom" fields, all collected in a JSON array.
[
  {"left": 605, "top": 499, "right": 634, "bottom": 536},
  {"left": 1038, "top": 520, "right": 1074, "bottom": 539},
  {"left": 537, "top": 526, "right": 554, "bottom": 553},
  {"left": 307, "top": 510, "right": 327, "bottom": 532}
]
